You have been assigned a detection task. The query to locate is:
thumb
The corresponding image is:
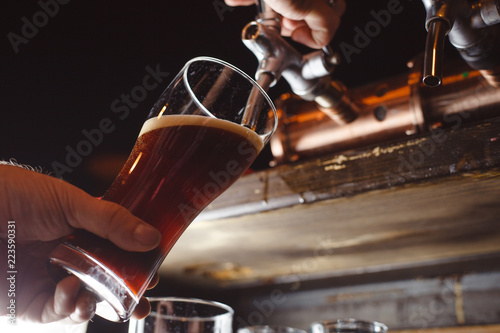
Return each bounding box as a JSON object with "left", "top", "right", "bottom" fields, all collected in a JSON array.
[
  {"left": 60, "top": 186, "right": 162, "bottom": 252},
  {"left": 1, "top": 162, "right": 161, "bottom": 251}
]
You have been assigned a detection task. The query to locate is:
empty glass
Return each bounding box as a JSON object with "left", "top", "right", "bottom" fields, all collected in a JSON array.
[
  {"left": 238, "top": 326, "right": 307, "bottom": 333},
  {"left": 128, "top": 297, "right": 234, "bottom": 333},
  {"left": 309, "top": 319, "right": 388, "bottom": 333}
]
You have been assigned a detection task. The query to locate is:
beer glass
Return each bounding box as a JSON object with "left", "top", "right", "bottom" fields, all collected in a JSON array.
[
  {"left": 237, "top": 326, "right": 306, "bottom": 333},
  {"left": 49, "top": 57, "right": 277, "bottom": 322},
  {"left": 309, "top": 319, "right": 388, "bottom": 333},
  {"left": 128, "top": 297, "right": 234, "bottom": 333}
]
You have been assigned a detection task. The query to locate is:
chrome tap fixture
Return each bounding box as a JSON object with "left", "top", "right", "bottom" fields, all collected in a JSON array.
[
  {"left": 422, "top": 0, "right": 500, "bottom": 87},
  {"left": 242, "top": 0, "right": 358, "bottom": 124},
  {"left": 237, "top": 1, "right": 500, "bottom": 164}
]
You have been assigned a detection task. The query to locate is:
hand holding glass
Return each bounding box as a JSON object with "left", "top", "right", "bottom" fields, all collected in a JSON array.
[{"left": 49, "top": 57, "right": 277, "bottom": 322}]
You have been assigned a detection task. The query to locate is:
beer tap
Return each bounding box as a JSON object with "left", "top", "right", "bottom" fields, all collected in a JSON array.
[
  {"left": 242, "top": 0, "right": 358, "bottom": 124},
  {"left": 247, "top": 1, "right": 500, "bottom": 165},
  {"left": 422, "top": 0, "right": 500, "bottom": 87}
]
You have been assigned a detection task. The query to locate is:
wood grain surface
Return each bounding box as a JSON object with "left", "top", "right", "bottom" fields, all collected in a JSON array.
[{"left": 159, "top": 117, "right": 500, "bottom": 288}]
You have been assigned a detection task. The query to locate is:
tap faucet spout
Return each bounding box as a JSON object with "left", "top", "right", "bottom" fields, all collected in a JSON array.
[
  {"left": 422, "top": 0, "right": 500, "bottom": 87},
  {"left": 423, "top": 19, "right": 449, "bottom": 87},
  {"left": 422, "top": 0, "right": 456, "bottom": 87}
]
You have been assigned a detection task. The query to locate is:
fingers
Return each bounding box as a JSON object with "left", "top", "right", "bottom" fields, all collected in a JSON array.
[
  {"left": 131, "top": 297, "right": 152, "bottom": 320},
  {"left": 28, "top": 274, "right": 152, "bottom": 324},
  {"left": 60, "top": 184, "right": 162, "bottom": 252},
  {"left": 37, "top": 276, "right": 95, "bottom": 324},
  {"left": 224, "top": 0, "right": 255, "bottom": 5},
  {"left": 225, "top": 0, "right": 346, "bottom": 49},
  {"left": 128, "top": 273, "right": 159, "bottom": 321},
  {"left": 128, "top": 272, "right": 159, "bottom": 320},
  {"left": 53, "top": 276, "right": 81, "bottom": 317},
  {"left": 1, "top": 165, "right": 161, "bottom": 252},
  {"left": 301, "top": 0, "right": 345, "bottom": 48},
  {"left": 69, "top": 289, "right": 97, "bottom": 323},
  {"left": 148, "top": 272, "right": 160, "bottom": 290},
  {"left": 269, "top": 0, "right": 345, "bottom": 48}
]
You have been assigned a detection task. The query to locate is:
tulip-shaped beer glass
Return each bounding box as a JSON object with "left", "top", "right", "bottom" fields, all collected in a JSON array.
[{"left": 49, "top": 57, "right": 277, "bottom": 322}]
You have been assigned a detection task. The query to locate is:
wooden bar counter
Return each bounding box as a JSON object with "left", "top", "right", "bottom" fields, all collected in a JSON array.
[{"left": 155, "top": 116, "right": 500, "bottom": 330}]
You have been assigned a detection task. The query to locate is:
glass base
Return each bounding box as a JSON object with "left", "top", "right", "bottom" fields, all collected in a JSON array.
[{"left": 49, "top": 243, "right": 139, "bottom": 322}]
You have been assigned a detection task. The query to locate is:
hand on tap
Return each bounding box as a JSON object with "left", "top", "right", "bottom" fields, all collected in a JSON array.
[{"left": 225, "top": 0, "right": 346, "bottom": 49}]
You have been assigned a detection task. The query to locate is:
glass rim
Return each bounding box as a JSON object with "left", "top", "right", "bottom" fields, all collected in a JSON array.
[
  {"left": 183, "top": 56, "right": 278, "bottom": 137},
  {"left": 145, "top": 296, "right": 234, "bottom": 321},
  {"left": 311, "top": 318, "right": 388, "bottom": 332},
  {"left": 238, "top": 325, "right": 307, "bottom": 333}
]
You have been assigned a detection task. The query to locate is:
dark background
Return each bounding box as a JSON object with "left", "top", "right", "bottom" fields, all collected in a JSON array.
[
  {"left": 0, "top": 0, "right": 430, "bottom": 196},
  {"left": 0, "top": 1, "right": 452, "bottom": 331}
]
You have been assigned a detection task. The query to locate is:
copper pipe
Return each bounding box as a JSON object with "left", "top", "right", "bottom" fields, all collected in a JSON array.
[{"left": 270, "top": 60, "right": 500, "bottom": 164}]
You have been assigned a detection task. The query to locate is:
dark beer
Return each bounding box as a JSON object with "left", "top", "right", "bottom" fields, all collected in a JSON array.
[{"left": 65, "top": 114, "right": 263, "bottom": 298}]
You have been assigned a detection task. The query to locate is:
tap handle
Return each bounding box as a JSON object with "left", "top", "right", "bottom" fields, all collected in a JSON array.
[
  {"left": 472, "top": 0, "right": 500, "bottom": 27},
  {"left": 255, "top": 0, "right": 267, "bottom": 14}
]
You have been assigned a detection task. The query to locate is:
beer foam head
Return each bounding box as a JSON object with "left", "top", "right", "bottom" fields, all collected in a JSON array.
[{"left": 139, "top": 115, "right": 264, "bottom": 151}]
